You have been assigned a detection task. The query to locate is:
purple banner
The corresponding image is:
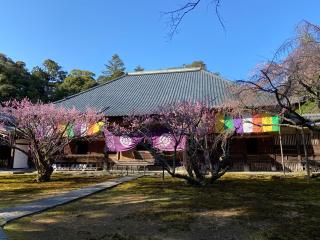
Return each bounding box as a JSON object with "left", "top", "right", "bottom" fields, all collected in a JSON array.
[
  {"left": 105, "top": 131, "right": 144, "bottom": 152},
  {"left": 151, "top": 133, "right": 186, "bottom": 151},
  {"left": 234, "top": 118, "right": 243, "bottom": 134}
]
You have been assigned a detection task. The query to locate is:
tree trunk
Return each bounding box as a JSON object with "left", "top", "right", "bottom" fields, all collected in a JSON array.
[
  {"left": 172, "top": 148, "right": 177, "bottom": 174},
  {"left": 183, "top": 151, "right": 194, "bottom": 179},
  {"left": 37, "top": 166, "right": 54, "bottom": 182},
  {"left": 170, "top": 172, "right": 202, "bottom": 185},
  {"left": 210, "top": 165, "right": 229, "bottom": 183},
  {"left": 189, "top": 154, "right": 205, "bottom": 181},
  {"left": 34, "top": 154, "right": 54, "bottom": 182},
  {"left": 317, "top": 88, "right": 320, "bottom": 109}
]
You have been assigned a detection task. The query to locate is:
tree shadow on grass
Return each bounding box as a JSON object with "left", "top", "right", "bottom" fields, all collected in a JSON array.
[
  {"left": 4, "top": 174, "right": 320, "bottom": 240},
  {"left": 0, "top": 173, "right": 116, "bottom": 209}
]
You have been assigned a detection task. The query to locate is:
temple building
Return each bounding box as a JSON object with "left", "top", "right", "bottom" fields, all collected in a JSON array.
[
  {"left": 54, "top": 67, "right": 320, "bottom": 172},
  {"left": 2, "top": 67, "right": 319, "bottom": 171}
]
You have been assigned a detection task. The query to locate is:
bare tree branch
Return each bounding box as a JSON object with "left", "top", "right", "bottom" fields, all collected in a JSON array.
[
  {"left": 236, "top": 21, "right": 320, "bottom": 134},
  {"left": 164, "top": 0, "right": 225, "bottom": 39},
  {"left": 213, "top": 0, "right": 225, "bottom": 32}
]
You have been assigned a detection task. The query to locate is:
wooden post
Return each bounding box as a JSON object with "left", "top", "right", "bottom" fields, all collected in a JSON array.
[
  {"left": 162, "top": 165, "right": 165, "bottom": 181},
  {"left": 296, "top": 130, "right": 301, "bottom": 162},
  {"left": 301, "top": 129, "right": 311, "bottom": 179},
  {"left": 10, "top": 147, "right": 15, "bottom": 169},
  {"left": 9, "top": 128, "right": 17, "bottom": 169},
  {"left": 103, "top": 151, "right": 109, "bottom": 171},
  {"left": 278, "top": 126, "right": 285, "bottom": 176}
]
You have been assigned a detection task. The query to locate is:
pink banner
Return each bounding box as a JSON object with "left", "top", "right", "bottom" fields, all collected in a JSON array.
[
  {"left": 151, "top": 133, "right": 186, "bottom": 151},
  {"left": 105, "top": 131, "right": 144, "bottom": 152},
  {"left": 105, "top": 131, "right": 187, "bottom": 152}
]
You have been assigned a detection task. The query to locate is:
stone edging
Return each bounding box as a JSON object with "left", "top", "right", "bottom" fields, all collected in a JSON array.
[{"left": 0, "top": 228, "right": 8, "bottom": 240}]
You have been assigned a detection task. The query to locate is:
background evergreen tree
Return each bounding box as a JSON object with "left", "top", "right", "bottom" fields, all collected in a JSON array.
[
  {"left": 55, "top": 69, "right": 96, "bottom": 99},
  {"left": 96, "top": 75, "right": 109, "bottom": 84},
  {"left": 134, "top": 65, "right": 144, "bottom": 72},
  {"left": 31, "top": 59, "right": 67, "bottom": 102},
  {"left": 0, "top": 54, "right": 43, "bottom": 102},
  {"left": 183, "top": 60, "right": 207, "bottom": 70},
  {"left": 99, "top": 54, "right": 125, "bottom": 83}
]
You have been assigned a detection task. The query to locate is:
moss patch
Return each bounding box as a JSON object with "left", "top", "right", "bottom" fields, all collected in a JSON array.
[{"left": 297, "top": 99, "right": 320, "bottom": 114}]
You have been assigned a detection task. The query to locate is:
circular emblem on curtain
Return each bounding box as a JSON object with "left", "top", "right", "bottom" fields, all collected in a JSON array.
[
  {"left": 120, "top": 135, "right": 133, "bottom": 147},
  {"left": 158, "top": 134, "right": 173, "bottom": 148}
]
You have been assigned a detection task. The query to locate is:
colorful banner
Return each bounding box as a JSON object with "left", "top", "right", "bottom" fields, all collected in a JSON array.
[
  {"left": 215, "top": 113, "right": 280, "bottom": 134},
  {"left": 252, "top": 114, "right": 262, "bottom": 133},
  {"left": 271, "top": 116, "right": 280, "bottom": 132},
  {"left": 60, "top": 121, "right": 105, "bottom": 138},
  {"left": 262, "top": 114, "right": 272, "bottom": 132},
  {"left": 66, "top": 124, "right": 75, "bottom": 138},
  {"left": 87, "top": 122, "right": 104, "bottom": 136},
  {"left": 215, "top": 112, "right": 225, "bottom": 133},
  {"left": 151, "top": 133, "right": 186, "bottom": 151},
  {"left": 234, "top": 118, "right": 243, "bottom": 134},
  {"left": 224, "top": 116, "right": 234, "bottom": 130},
  {"left": 243, "top": 117, "right": 253, "bottom": 133}
]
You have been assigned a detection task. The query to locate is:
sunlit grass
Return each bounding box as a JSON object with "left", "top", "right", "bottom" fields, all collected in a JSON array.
[
  {"left": 0, "top": 172, "right": 116, "bottom": 209},
  {"left": 4, "top": 172, "right": 320, "bottom": 240}
]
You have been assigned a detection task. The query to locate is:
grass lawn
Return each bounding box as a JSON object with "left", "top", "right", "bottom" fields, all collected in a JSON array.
[
  {"left": 4, "top": 173, "right": 320, "bottom": 240},
  {"left": 0, "top": 172, "right": 116, "bottom": 209}
]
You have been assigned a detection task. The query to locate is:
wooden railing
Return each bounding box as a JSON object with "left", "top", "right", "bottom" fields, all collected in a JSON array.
[
  {"left": 230, "top": 153, "right": 305, "bottom": 172},
  {"left": 54, "top": 153, "right": 106, "bottom": 171}
]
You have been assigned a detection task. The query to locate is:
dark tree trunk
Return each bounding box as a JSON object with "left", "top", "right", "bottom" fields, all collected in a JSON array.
[
  {"left": 172, "top": 148, "right": 177, "bottom": 174},
  {"left": 170, "top": 172, "right": 202, "bottom": 185},
  {"left": 183, "top": 152, "right": 195, "bottom": 179},
  {"left": 33, "top": 152, "right": 54, "bottom": 182},
  {"left": 36, "top": 166, "right": 54, "bottom": 182},
  {"left": 317, "top": 90, "right": 320, "bottom": 109}
]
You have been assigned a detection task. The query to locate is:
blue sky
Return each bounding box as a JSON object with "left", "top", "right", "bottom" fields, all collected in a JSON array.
[{"left": 0, "top": 0, "right": 319, "bottom": 80}]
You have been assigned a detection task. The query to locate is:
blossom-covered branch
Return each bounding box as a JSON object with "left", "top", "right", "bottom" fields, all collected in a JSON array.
[{"left": 0, "top": 99, "right": 103, "bottom": 182}]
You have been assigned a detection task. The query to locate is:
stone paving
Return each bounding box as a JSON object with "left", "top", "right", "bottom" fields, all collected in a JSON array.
[
  {"left": 0, "top": 175, "right": 140, "bottom": 226},
  {"left": 0, "top": 228, "right": 8, "bottom": 240}
]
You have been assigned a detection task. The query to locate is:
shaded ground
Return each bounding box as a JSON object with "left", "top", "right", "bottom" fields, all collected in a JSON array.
[
  {"left": 0, "top": 172, "right": 116, "bottom": 209},
  {"left": 4, "top": 173, "right": 320, "bottom": 240}
]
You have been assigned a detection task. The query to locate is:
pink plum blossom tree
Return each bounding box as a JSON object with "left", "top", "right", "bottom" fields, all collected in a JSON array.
[
  {"left": 0, "top": 99, "right": 103, "bottom": 182},
  {"left": 154, "top": 101, "right": 237, "bottom": 184},
  {"left": 107, "top": 100, "right": 237, "bottom": 185}
]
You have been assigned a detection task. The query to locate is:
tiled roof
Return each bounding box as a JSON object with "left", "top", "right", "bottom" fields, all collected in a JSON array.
[
  {"left": 55, "top": 67, "right": 279, "bottom": 116},
  {"left": 55, "top": 68, "right": 235, "bottom": 116}
]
